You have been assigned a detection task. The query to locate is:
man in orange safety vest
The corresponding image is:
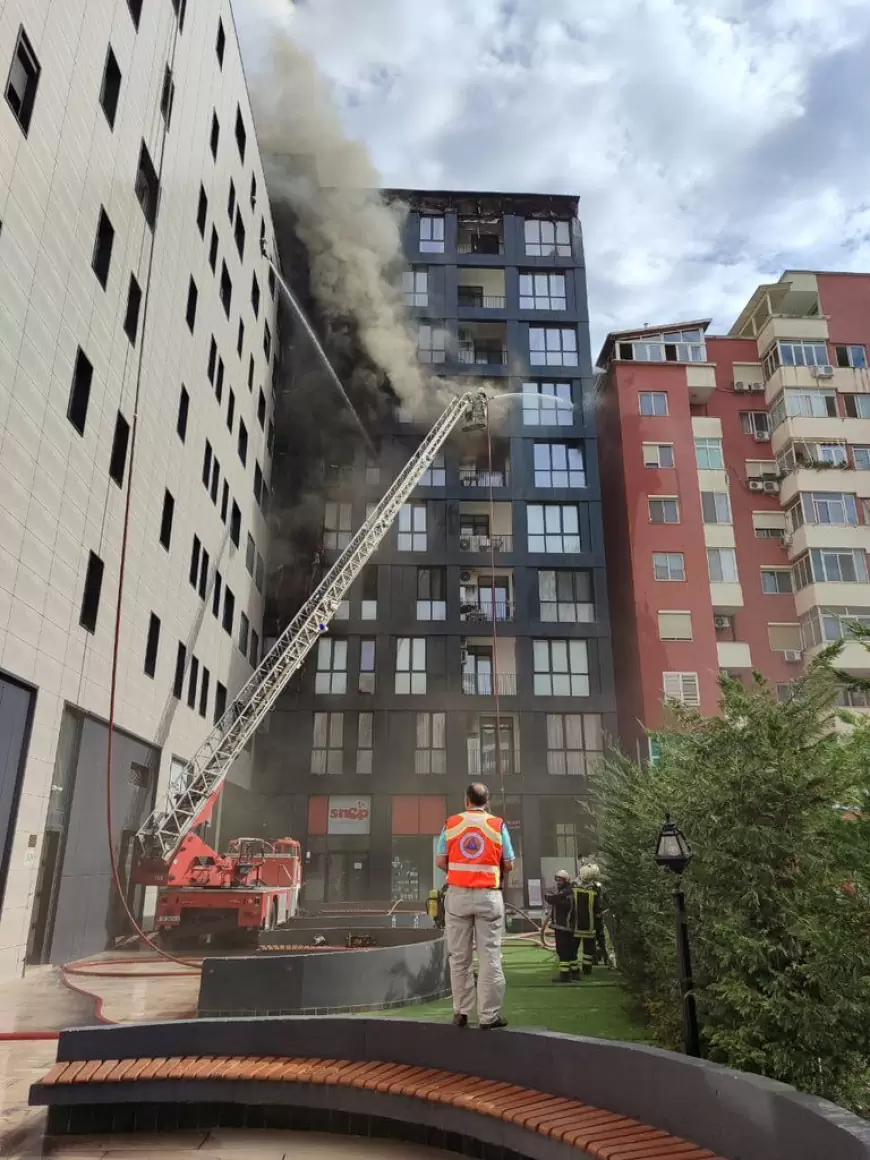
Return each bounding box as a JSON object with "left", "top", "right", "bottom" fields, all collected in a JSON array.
[{"left": 435, "top": 783, "right": 515, "bottom": 1029}]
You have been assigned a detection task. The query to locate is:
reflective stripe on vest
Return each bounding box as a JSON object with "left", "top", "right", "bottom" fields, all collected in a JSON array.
[{"left": 445, "top": 811, "right": 504, "bottom": 889}]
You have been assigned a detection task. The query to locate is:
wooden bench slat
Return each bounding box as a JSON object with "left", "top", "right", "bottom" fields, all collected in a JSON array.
[{"left": 34, "top": 1054, "right": 725, "bottom": 1159}]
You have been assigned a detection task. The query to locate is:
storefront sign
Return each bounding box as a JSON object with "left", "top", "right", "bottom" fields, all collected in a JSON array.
[{"left": 327, "top": 795, "right": 372, "bottom": 835}]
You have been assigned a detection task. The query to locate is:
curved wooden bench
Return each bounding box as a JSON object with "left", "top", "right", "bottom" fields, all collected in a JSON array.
[{"left": 32, "top": 1054, "right": 722, "bottom": 1159}]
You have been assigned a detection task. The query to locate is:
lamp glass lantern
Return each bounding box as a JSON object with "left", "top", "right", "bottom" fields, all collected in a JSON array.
[{"left": 654, "top": 817, "right": 692, "bottom": 875}]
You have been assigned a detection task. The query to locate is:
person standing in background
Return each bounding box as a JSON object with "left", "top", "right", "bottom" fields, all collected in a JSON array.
[
  {"left": 435, "top": 783, "right": 515, "bottom": 1029},
  {"left": 545, "top": 869, "right": 579, "bottom": 981}
]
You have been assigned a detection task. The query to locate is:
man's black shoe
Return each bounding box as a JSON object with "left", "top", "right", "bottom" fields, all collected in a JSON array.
[
  {"left": 453, "top": 1013, "right": 468, "bottom": 1027},
  {"left": 480, "top": 1016, "right": 508, "bottom": 1030}
]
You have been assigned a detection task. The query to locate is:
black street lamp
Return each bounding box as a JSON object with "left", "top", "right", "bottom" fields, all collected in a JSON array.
[{"left": 654, "top": 816, "right": 701, "bottom": 1058}]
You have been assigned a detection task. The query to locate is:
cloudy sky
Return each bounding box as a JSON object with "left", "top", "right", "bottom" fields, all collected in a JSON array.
[{"left": 235, "top": 0, "right": 870, "bottom": 352}]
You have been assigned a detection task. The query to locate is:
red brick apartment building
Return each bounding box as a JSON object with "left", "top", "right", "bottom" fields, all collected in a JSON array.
[{"left": 597, "top": 271, "right": 870, "bottom": 759}]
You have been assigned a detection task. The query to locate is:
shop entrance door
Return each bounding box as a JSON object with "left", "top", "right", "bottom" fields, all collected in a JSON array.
[{"left": 326, "top": 852, "right": 370, "bottom": 901}]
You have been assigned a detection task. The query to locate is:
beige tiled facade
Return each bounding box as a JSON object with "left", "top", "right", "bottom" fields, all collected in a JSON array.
[{"left": 0, "top": 0, "right": 278, "bottom": 978}]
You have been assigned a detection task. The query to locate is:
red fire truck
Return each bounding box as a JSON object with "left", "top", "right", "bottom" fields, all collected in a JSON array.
[{"left": 137, "top": 824, "right": 302, "bottom": 946}]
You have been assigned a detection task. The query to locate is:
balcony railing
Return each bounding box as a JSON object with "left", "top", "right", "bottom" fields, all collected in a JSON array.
[
  {"left": 457, "top": 345, "right": 508, "bottom": 366},
  {"left": 460, "top": 533, "right": 513, "bottom": 553},
  {"left": 458, "top": 289, "right": 506, "bottom": 309},
  {"left": 460, "top": 602, "right": 515, "bottom": 624},
  {"left": 467, "top": 750, "right": 520, "bottom": 776},
  {"left": 461, "top": 673, "right": 517, "bottom": 696},
  {"left": 459, "top": 466, "right": 509, "bottom": 488}
]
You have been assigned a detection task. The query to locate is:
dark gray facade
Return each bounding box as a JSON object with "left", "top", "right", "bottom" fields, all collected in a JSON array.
[{"left": 258, "top": 190, "right": 616, "bottom": 908}]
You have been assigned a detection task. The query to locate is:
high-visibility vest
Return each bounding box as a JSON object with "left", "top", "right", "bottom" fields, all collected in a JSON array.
[{"left": 444, "top": 811, "right": 504, "bottom": 888}]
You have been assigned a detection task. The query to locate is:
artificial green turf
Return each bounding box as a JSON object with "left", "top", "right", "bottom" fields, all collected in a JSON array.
[{"left": 384, "top": 942, "right": 649, "bottom": 1042}]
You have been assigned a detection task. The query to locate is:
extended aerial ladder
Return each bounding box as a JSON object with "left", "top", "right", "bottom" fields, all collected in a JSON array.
[{"left": 135, "top": 388, "right": 490, "bottom": 874}]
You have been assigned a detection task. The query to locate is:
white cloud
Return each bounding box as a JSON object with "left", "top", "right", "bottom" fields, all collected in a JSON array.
[{"left": 234, "top": 0, "right": 870, "bottom": 351}]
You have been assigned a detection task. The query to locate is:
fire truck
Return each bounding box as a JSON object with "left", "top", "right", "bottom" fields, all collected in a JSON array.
[{"left": 133, "top": 388, "right": 492, "bottom": 945}]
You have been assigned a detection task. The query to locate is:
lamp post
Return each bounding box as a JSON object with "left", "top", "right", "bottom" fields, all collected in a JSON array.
[{"left": 654, "top": 816, "right": 701, "bottom": 1058}]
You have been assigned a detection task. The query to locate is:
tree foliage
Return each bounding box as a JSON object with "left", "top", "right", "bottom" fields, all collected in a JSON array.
[{"left": 597, "top": 652, "right": 870, "bottom": 1111}]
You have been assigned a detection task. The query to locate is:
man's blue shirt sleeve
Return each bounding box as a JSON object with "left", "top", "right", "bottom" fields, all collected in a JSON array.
[
  {"left": 436, "top": 827, "right": 447, "bottom": 857},
  {"left": 501, "top": 825, "right": 515, "bottom": 862}
]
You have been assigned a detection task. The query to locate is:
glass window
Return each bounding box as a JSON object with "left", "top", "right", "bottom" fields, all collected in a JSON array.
[
  {"left": 524, "top": 219, "right": 571, "bottom": 257},
  {"left": 527, "top": 504, "right": 581, "bottom": 553},
  {"left": 311, "top": 712, "right": 343, "bottom": 775},
  {"left": 707, "top": 548, "right": 738, "bottom": 583},
  {"left": 854, "top": 447, "right": 870, "bottom": 470},
  {"left": 795, "top": 549, "right": 870, "bottom": 587},
  {"left": 323, "top": 502, "right": 352, "bottom": 550},
  {"left": 315, "top": 638, "right": 347, "bottom": 694},
  {"left": 360, "top": 567, "right": 378, "bottom": 620},
  {"left": 521, "top": 381, "right": 573, "bottom": 426},
  {"left": 662, "top": 672, "right": 700, "bottom": 706},
  {"left": 802, "top": 492, "right": 858, "bottom": 526},
  {"left": 642, "top": 443, "right": 674, "bottom": 467},
  {"left": 415, "top": 712, "right": 446, "bottom": 774},
  {"left": 768, "top": 623, "right": 802, "bottom": 652},
  {"left": 695, "top": 438, "right": 724, "bottom": 470},
  {"left": 845, "top": 395, "right": 870, "bottom": 419},
  {"left": 398, "top": 503, "right": 427, "bottom": 551},
  {"left": 761, "top": 569, "right": 793, "bottom": 594},
  {"left": 701, "top": 491, "right": 732, "bottom": 524},
  {"left": 356, "top": 711, "right": 373, "bottom": 774},
  {"left": 533, "top": 639, "right": 589, "bottom": 697},
  {"left": 533, "top": 443, "right": 585, "bottom": 488},
  {"left": 419, "top": 216, "right": 444, "bottom": 253},
  {"left": 546, "top": 713, "right": 601, "bottom": 777},
  {"left": 639, "top": 391, "right": 668, "bottom": 416},
  {"left": 529, "top": 327, "right": 578, "bottom": 367},
  {"left": 762, "top": 341, "right": 830, "bottom": 380},
  {"left": 416, "top": 567, "right": 446, "bottom": 620},
  {"left": 359, "top": 639, "right": 375, "bottom": 693},
  {"left": 519, "top": 272, "right": 566, "bottom": 310},
  {"left": 417, "top": 322, "right": 447, "bottom": 363},
  {"left": 648, "top": 497, "right": 680, "bottom": 524},
  {"left": 653, "top": 553, "right": 685, "bottom": 581},
  {"left": 538, "top": 570, "right": 594, "bottom": 622},
  {"left": 835, "top": 344, "right": 867, "bottom": 369},
  {"left": 403, "top": 269, "right": 428, "bottom": 306},
  {"left": 740, "top": 411, "right": 769, "bottom": 435},
  {"left": 418, "top": 452, "right": 445, "bottom": 488},
  {"left": 396, "top": 637, "right": 426, "bottom": 694}
]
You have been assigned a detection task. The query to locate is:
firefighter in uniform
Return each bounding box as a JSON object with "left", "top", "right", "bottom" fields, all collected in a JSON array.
[
  {"left": 545, "top": 870, "right": 579, "bottom": 982},
  {"left": 574, "top": 862, "right": 607, "bottom": 974},
  {"left": 435, "top": 782, "right": 515, "bottom": 1029}
]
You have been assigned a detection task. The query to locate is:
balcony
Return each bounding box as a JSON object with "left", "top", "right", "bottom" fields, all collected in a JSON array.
[
  {"left": 458, "top": 437, "right": 511, "bottom": 488},
  {"left": 461, "top": 636, "right": 517, "bottom": 695},
  {"left": 459, "top": 501, "right": 513, "bottom": 554},
  {"left": 461, "top": 672, "right": 518, "bottom": 696},
  {"left": 467, "top": 747, "right": 520, "bottom": 777},
  {"left": 731, "top": 274, "right": 825, "bottom": 342},
  {"left": 457, "top": 216, "right": 504, "bottom": 255},
  {"left": 457, "top": 267, "right": 506, "bottom": 311},
  {"left": 457, "top": 322, "right": 508, "bottom": 367},
  {"left": 460, "top": 567, "right": 515, "bottom": 624}
]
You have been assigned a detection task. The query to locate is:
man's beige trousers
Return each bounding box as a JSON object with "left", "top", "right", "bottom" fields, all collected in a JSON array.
[{"left": 444, "top": 885, "right": 505, "bottom": 1024}]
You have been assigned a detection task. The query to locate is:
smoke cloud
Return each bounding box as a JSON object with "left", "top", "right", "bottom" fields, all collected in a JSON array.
[{"left": 250, "top": 32, "right": 446, "bottom": 420}]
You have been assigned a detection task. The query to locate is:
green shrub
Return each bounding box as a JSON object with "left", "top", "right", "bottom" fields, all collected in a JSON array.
[{"left": 597, "top": 656, "right": 870, "bottom": 1111}]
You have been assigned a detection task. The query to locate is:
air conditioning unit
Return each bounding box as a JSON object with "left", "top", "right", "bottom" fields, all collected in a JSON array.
[
  {"left": 733, "top": 381, "right": 749, "bottom": 393},
  {"left": 754, "top": 430, "right": 772, "bottom": 442},
  {"left": 763, "top": 480, "right": 781, "bottom": 494},
  {"left": 783, "top": 649, "right": 802, "bottom": 663},
  {"left": 714, "top": 616, "right": 731, "bottom": 630},
  {"left": 811, "top": 365, "right": 835, "bottom": 378},
  {"left": 459, "top": 570, "right": 473, "bottom": 583},
  {"left": 749, "top": 382, "right": 765, "bottom": 393},
  {"left": 748, "top": 479, "right": 765, "bottom": 491}
]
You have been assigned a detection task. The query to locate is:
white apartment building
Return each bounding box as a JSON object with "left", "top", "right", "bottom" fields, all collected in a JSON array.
[{"left": 0, "top": 0, "right": 279, "bottom": 978}]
